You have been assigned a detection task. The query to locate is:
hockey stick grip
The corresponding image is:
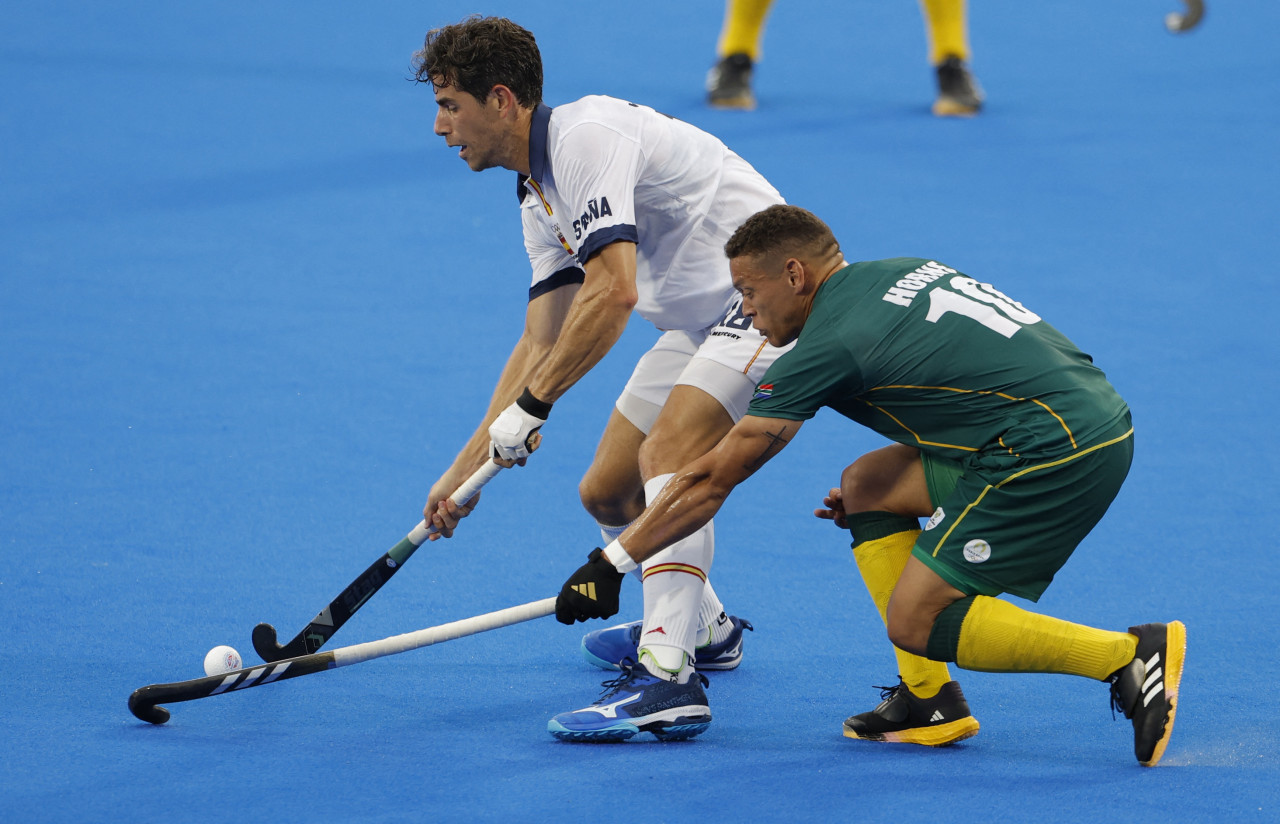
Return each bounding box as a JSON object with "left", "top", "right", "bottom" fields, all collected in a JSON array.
[{"left": 407, "top": 459, "right": 505, "bottom": 546}]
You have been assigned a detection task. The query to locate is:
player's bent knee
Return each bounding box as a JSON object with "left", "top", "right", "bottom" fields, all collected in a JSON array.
[
  {"left": 886, "top": 618, "right": 932, "bottom": 658},
  {"left": 578, "top": 476, "right": 641, "bottom": 526},
  {"left": 841, "top": 445, "right": 925, "bottom": 515},
  {"left": 840, "top": 454, "right": 894, "bottom": 513},
  {"left": 885, "top": 596, "right": 934, "bottom": 657}
]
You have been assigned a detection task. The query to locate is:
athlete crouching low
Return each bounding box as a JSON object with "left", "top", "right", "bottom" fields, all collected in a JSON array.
[{"left": 554, "top": 204, "right": 1185, "bottom": 766}]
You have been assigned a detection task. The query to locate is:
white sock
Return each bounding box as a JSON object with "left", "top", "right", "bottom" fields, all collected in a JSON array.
[
  {"left": 698, "top": 608, "right": 733, "bottom": 648},
  {"left": 634, "top": 488, "right": 729, "bottom": 647},
  {"left": 698, "top": 575, "right": 734, "bottom": 647},
  {"left": 597, "top": 520, "right": 631, "bottom": 546},
  {"left": 638, "top": 645, "right": 693, "bottom": 683},
  {"left": 599, "top": 520, "right": 643, "bottom": 582},
  {"left": 638, "top": 473, "right": 711, "bottom": 682}
]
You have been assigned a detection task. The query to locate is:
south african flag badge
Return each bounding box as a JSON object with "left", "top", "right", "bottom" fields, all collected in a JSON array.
[{"left": 753, "top": 383, "right": 774, "bottom": 400}]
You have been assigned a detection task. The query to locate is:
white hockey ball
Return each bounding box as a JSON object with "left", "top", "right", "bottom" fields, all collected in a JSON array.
[{"left": 203, "top": 645, "right": 243, "bottom": 676}]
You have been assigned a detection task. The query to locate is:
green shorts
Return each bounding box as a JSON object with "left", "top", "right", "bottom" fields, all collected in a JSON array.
[{"left": 913, "top": 416, "right": 1134, "bottom": 602}]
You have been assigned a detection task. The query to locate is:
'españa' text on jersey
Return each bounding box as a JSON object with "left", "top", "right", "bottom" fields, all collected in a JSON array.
[
  {"left": 519, "top": 97, "right": 784, "bottom": 332},
  {"left": 747, "top": 259, "right": 1130, "bottom": 464},
  {"left": 572, "top": 197, "right": 613, "bottom": 240}
]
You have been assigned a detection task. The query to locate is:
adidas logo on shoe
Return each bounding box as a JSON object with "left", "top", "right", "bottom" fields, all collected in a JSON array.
[
  {"left": 842, "top": 680, "right": 979, "bottom": 747},
  {"left": 1137, "top": 651, "right": 1165, "bottom": 708},
  {"left": 1109, "top": 621, "right": 1186, "bottom": 767}
]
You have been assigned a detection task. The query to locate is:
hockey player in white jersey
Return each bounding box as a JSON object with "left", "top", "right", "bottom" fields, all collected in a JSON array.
[{"left": 415, "top": 16, "right": 786, "bottom": 741}]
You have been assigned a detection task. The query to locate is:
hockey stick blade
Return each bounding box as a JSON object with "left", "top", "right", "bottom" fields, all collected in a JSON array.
[
  {"left": 131, "top": 596, "right": 556, "bottom": 724},
  {"left": 252, "top": 460, "right": 504, "bottom": 663},
  {"left": 251, "top": 541, "right": 410, "bottom": 661},
  {"left": 130, "top": 652, "right": 335, "bottom": 724}
]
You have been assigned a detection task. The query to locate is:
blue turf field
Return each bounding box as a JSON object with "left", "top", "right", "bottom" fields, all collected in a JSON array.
[{"left": 3, "top": 2, "right": 1278, "bottom": 821}]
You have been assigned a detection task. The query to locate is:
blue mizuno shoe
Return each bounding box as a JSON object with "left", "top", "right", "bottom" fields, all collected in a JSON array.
[
  {"left": 548, "top": 659, "right": 712, "bottom": 742},
  {"left": 581, "top": 615, "right": 753, "bottom": 671}
]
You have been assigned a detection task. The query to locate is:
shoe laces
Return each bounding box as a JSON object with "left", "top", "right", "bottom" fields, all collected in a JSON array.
[
  {"left": 598, "top": 658, "right": 647, "bottom": 697},
  {"left": 1108, "top": 674, "right": 1127, "bottom": 721},
  {"left": 871, "top": 683, "right": 903, "bottom": 702},
  {"left": 598, "top": 658, "right": 708, "bottom": 697}
]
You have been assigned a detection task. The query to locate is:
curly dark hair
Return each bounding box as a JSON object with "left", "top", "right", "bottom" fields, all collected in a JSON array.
[
  {"left": 724, "top": 205, "right": 840, "bottom": 261},
  {"left": 411, "top": 16, "right": 543, "bottom": 107}
]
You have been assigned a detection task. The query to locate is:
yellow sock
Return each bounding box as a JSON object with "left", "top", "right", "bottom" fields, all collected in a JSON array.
[
  {"left": 852, "top": 528, "right": 953, "bottom": 699},
  {"left": 955, "top": 596, "right": 1137, "bottom": 680},
  {"left": 919, "top": 0, "right": 971, "bottom": 64},
  {"left": 717, "top": 0, "right": 774, "bottom": 60}
]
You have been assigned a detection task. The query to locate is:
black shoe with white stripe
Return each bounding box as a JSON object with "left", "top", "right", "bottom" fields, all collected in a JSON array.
[
  {"left": 706, "top": 53, "right": 755, "bottom": 110},
  {"left": 1109, "top": 621, "right": 1187, "bottom": 767},
  {"left": 933, "top": 55, "right": 984, "bottom": 117}
]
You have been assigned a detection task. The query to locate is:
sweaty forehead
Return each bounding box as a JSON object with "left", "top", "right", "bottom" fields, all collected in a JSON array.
[{"left": 730, "top": 253, "right": 774, "bottom": 284}]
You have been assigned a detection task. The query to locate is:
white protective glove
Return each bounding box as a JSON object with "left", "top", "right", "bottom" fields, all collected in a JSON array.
[{"left": 488, "top": 388, "right": 551, "bottom": 461}]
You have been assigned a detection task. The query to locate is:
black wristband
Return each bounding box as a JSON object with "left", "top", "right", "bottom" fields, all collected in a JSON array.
[{"left": 516, "top": 387, "right": 553, "bottom": 419}]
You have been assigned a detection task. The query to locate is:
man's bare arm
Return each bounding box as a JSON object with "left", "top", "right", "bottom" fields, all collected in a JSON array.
[
  {"left": 525, "top": 241, "right": 638, "bottom": 404},
  {"left": 617, "top": 414, "right": 805, "bottom": 564}
]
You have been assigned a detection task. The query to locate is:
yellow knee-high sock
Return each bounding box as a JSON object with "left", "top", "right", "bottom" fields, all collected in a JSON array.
[
  {"left": 953, "top": 596, "right": 1137, "bottom": 680},
  {"left": 717, "top": 0, "right": 774, "bottom": 60},
  {"left": 852, "top": 526, "right": 953, "bottom": 698},
  {"left": 919, "top": 0, "right": 971, "bottom": 64}
]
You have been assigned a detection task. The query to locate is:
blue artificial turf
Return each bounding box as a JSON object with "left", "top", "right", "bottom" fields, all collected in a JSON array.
[{"left": 2, "top": 2, "right": 1277, "bottom": 821}]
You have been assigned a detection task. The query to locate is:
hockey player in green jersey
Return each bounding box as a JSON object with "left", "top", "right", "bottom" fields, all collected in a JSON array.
[{"left": 554, "top": 204, "right": 1185, "bottom": 767}]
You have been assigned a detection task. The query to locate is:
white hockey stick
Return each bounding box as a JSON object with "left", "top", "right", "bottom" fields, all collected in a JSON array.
[{"left": 131, "top": 596, "right": 557, "bottom": 724}]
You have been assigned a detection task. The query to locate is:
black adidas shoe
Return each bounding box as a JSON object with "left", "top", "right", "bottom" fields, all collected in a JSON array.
[
  {"left": 706, "top": 53, "right": 756, "bottom": 110},
  {"left": 933, "top": 55, "right": 984, "bottom": 117},
  {"left": 1109, "top": 621, "right": 1186, "bottom": 767},
  {"left": 842, "top": 679, "right": 980, "bottom": 746}
]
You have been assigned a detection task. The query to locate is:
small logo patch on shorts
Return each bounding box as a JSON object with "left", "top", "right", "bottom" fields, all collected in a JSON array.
[
  {"left": 963, "top": 539, "right": 991, "bottom": 564},
  {"left": 924, "top": 507, "right": 945, "bottom": 531}
]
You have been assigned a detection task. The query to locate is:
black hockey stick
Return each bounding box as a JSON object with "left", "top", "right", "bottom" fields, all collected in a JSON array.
[
  {"left": 131, "top": 596, "right": 556, "bottom": 724},
  {"left": 252, "top": 460, "right": 503, "bottom": 662}
]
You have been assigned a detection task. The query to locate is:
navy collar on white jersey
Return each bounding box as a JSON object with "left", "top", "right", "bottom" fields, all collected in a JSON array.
[{"left": 527, "top": 102, "right": 553, "bottom": 184}]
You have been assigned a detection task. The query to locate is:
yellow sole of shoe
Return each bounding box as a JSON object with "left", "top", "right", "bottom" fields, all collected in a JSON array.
[
  {"left": 932, "top": 99, "right": 981, "bottom": 117},
  {"left": 842, "top": 717, "right": 980, "bottom": 747},
  {"left": 1140, "top": 619, "right": 1187, "bottom": 767},
  {"left": 709, "top": 97, "right": 756, "bottom": 111}
]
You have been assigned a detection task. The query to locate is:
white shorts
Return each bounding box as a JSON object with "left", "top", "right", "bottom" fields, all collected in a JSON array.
[{"left": 616, "top": 297, "right": 792, "bottom": 435}]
